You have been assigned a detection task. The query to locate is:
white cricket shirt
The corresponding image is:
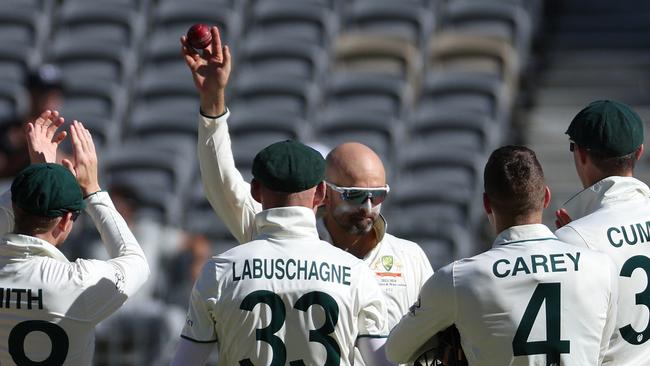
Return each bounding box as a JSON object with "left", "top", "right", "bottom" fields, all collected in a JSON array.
[
  {"left": 196, "top": 110, "right": 433, "bottom": 330},
  {"left": 180, "top": 206, "right": 387, "bottom": 365},
  {"left": 0, "top": 191, "right": 149, "bottom": 365},
  {"left": 557, "top": 176, "right": 650, "bottom": 365},
  {"left": 386, "top": 224, "right": 618, "bottom": 365}
]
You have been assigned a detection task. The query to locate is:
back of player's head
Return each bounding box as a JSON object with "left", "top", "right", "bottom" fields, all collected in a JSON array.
[
  {"left": 484, "top": 146, "right": 546, "bottom": 217},
  {"left": 567, "top": 100, "right": 644, "bottom": 175},
  {"left": 11, "top": 163, "right": 85, "bottom": 234},
  {"left": 251, "top": 140, "right": 326, "bottom": 209}
]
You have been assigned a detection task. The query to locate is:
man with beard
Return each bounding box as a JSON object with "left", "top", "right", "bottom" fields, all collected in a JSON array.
[{"left": 181, "top": 26, "right": 433, "bottom": 361}]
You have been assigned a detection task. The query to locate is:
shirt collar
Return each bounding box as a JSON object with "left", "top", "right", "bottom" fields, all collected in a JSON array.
[
  {"left": 492, "top": 224, "right": 557, "bottom": 248},
  {"left": 1, "top": 233, "right": 69, "bottom": 263},
  {"left": 253, "top": 206, "right": 320, "bottom": 240},
  {"left": 562, "top": 176, "right": 650, "bottom": 219}
]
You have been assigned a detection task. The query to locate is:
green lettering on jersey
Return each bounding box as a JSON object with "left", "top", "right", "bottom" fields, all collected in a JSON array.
[
  {"left": 637, "top": 222, "right": 650, "bottom": 243},
  {"left": 566, "top": 252, "right": 580, "bottom": 271},
  {"left": 512, "top": 257, "right": 531, "bottom": 276},
  {"left": 623, "top": 225, "right": 639, "bottom": 245},
  {"left": 607, "top": 227, "right": 623, "bottom": 247},
  {"left": 253, "top": 259, "right": 263, "bottom": 279},
  {"left": 530, "top": 255, "right": 548, "bottom": 274},
  {"left": 549, "top": 254, "right": 567, "bottom": 272},
  {"left": 493, "top": 259, "right": 510, "bottom": 278},
  {"left": 308, "top": 261, "right": 319, "bottom": 280},
  {"left": 242, "top": 260, "right": 252, "bottom": 280}
]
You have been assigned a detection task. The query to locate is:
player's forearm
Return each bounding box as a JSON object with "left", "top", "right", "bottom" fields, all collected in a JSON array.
[
  {"left": 197, "top": 112, "right": 259, "bottom": 243},
  {"left": 0, "top": 190, "right": 14, "bottom": 236},
  {"left": 84, "top": 191, "right": 150, "bottom": 294}
]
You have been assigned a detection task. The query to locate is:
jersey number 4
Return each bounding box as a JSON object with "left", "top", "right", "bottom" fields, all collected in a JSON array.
[
  {"left": 239, "top": 290, "right": 340, "bottom": 366},
  {"left": 512, "top": 282, "right": 570, "bottom": 366}
]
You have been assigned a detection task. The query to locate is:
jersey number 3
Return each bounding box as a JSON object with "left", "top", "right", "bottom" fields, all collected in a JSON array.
[
  {"left": 513, "top": 282, "right": 570, "bottom": 366},
  {"left": 620, "top": 255, "right": 650, "bottom": 345},
  {"left": 239, "top": 290, "right": 340, "bottom": 366}
]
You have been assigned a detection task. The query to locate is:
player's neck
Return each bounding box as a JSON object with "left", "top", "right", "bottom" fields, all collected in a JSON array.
[
  {"left": 493, "top": 213, "right": 543, "bottom": 236},
  {"left": 325, "top": 216, "right": 378, "bottom": 259}
]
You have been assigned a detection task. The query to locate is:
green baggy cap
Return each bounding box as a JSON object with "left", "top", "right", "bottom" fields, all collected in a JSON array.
[
  {"left": 11, "top": 163, "right": 86, "bottom": 217},
  {"left": 252, "top": 140, "right": 325, "bottom": 193},
  {"left": 566, "top": 100, "right": 644, "bottom": 157}
]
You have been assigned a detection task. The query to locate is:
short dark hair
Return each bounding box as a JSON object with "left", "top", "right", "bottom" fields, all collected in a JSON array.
[
  {"left": 12, "top": 205, "right": 60, "bottom": 236},
  {"left": 484, "top": 146, "right": 546, "bottom": 217},
  {"left": 585, "top": 147, "right": 638, "bottom": 176}
]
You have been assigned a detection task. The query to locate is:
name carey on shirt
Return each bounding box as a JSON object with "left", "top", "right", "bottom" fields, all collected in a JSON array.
[
  {"left": 492, "top": 252, "right": 581, "bottom": 278},
  {"left": 232, "top": 258, "right": 352, "bottom": 286},
  {"left": 0, "top": 287, "right": 43, "bottom": 310}
]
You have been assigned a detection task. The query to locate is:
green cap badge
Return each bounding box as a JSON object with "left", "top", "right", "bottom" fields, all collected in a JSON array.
[
  {"left": 11, "top": 163, "right": 86, "bottom": 217},
  {"left": 252, "top": 140, "right": 325, "bottom": 193},
  {"left": 566, "top": 100, "right": 644, "bottom": 157}
]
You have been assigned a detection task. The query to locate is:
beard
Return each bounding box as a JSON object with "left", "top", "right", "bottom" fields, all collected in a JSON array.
[{"left": 331, "top": 201, "right": 381, "bottom": 235}]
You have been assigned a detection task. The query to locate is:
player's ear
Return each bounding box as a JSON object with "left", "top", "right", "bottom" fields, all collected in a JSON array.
[
  {"left": 251, "top": 179, "right": 262, "bottom": 204},
  {"left": 313, "top": 181, "right": 326, "bottom": 209},
  {"left": 635, "top": 144, "right": 644, "bottom": 161},
  {"left": 576, "top": 144, "right": 589, "bottom": 165},
  {"left": 483, "top": 192, "right": 492, "bottom": 215},
  {"left": 543, "top": 186, "right": 551, "bottom": 209}
]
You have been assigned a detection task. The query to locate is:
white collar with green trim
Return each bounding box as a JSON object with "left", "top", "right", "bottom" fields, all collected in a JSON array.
[
  {"left": 1, "top": 233, "right": 69, "bottom": 263},
  {"left": 492, "top": 224, "right": 557, "bottom": 248},
  {"left": 562, "top": 176, "right": 650, "bottom": 220}
]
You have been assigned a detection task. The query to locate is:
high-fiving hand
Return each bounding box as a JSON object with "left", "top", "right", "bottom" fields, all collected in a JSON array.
[
  {"left": 63, "top": 121, "right": 101, "bottom": 197},
  {"left": 181, "top": 26, "right": 232, "bottom": 117},
  {"left": 26, "top": 110, "right": 66, "bottom": 164}
]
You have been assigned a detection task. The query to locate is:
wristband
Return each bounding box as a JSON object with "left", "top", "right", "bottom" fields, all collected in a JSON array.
[
  {"left": 83, "top": 190, "right": 103, "bottom": 200},
  {"left": 199, "top": 106, "right": 228, "bottom": 119}
]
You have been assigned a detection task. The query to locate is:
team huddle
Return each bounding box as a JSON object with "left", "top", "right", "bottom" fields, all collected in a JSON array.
[{"left": 0, "top": 26, "right": 647, "bottom": 366}]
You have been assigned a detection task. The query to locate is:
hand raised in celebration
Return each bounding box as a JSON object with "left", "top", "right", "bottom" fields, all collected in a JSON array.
[
  {"left": 62, "top": 121, "right": 101, "bottom": 197},
  {"left": 26, "top": 110, "right": 67, "bottom": 164},
  {"left": 181, "top": 26, "right": 232, "bottom": 116}
]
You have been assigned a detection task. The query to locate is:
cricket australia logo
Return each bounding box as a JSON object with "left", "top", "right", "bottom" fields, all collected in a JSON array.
[{"left": 381, "top": 255, "right": 394, "bottom": 272}]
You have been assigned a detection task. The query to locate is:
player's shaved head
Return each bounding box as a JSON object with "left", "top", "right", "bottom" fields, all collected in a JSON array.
[
  {"left": 326, "top": 143, "right": 386, "bottom": 187},
  {"left": 484, "top": 146, "right": 546, "bottom": 218}
]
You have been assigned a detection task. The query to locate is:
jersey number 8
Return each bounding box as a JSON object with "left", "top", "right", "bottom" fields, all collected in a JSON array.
[
  {"left": 239, "top": 290, "right": 340, "bottom": 366},
  {"left": 8, "top": 320, "right": 69, "bottom": 365}
]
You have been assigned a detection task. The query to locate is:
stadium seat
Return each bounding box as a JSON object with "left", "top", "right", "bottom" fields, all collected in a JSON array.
[
  {"left": 248, "top": 0, "right": 338, "bottom": 45},
  {"left": 323, "top": 71, "right": 412, "bottom": 118},
  {"left": 153, "top": 0, "right": 242, "bottom": 45},
  {"left": 408, "top": 108, "right": 500, "bottom": 154},
  {"left": 419, "top": 72, "right": 511, "bottom": 124},
  {"left": 238, "top": 37, "right": 327, "bottom": 82},
  {"left": 427, "top": 32, "right": 520, "bottom": 94},
  {"left": 54, "top": 1, "right": 145, "bottom": 48},
  {"left": 313, "top": 106, "right": 399, "bottom": 169},
  {"left": 0, "top": 45, "right": 30, "bottom": 84},
  {"left": 344, "top": 0, "right": 435, "bottom": 48},
  {"left": 332, "top": 32, "right": 422, "bottom": 87},
  {"left": 230, "top": 73, "right": 319, "bottom": 118},
  {"left": 441, "top": 0, "right": 533, "bottom": 67},
  {"left": 0, "top": 4, "right": 44, "bottom": 46},
  {"left": 48, "top": 38, "right": 136, "bottom": 88}
]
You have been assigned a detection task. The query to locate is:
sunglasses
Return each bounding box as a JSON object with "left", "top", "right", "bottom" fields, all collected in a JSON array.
[
  {"left": 569, "top": 141, "right": 575, "bottom": 152},
  {"left": 325, "top": 182, "right": 390, "bottom": 205}
]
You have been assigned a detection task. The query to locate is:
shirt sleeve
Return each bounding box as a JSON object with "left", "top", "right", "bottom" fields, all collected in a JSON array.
[
  {"left": 197, "top": 110, "right": 262, "bottom": 244},
  {"left": 555, "top": 225, "right": 591, "bottom": 249},
  {"left": 170, "top": 336, "right": 215, "bottom": 366},
  {"left": 0, "top": 189, "right": 13, "bottom": 236},
  {"left": 181, "top": 261, "right": 219, "bottom": 343},
  {"left": 385, "top": 263, "right": 456, "bottom": 364},
  {"left": 357, "top": 265, "right": 389, "bottom": 338},
  {"left": 600, "top": 257, "right": 619, "bottom": 365},
  {"left": 73, "top": 191, "right": 150, "bottom": 323}
]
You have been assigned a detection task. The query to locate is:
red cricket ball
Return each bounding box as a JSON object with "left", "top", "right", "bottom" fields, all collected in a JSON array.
[{"left": 187, "top": 23, "right": 212, "bottom": 50}]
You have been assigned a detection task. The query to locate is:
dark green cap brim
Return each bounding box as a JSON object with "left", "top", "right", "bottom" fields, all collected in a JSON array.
[
  {"left": 252, "top": 140, "right": 325, "bottom": 193},
  {"left": 566, "top": 100, "right": 644, "bottom": 157},
  {"left": 11, "top": 163, "right": 86, "bottom": 217}
]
